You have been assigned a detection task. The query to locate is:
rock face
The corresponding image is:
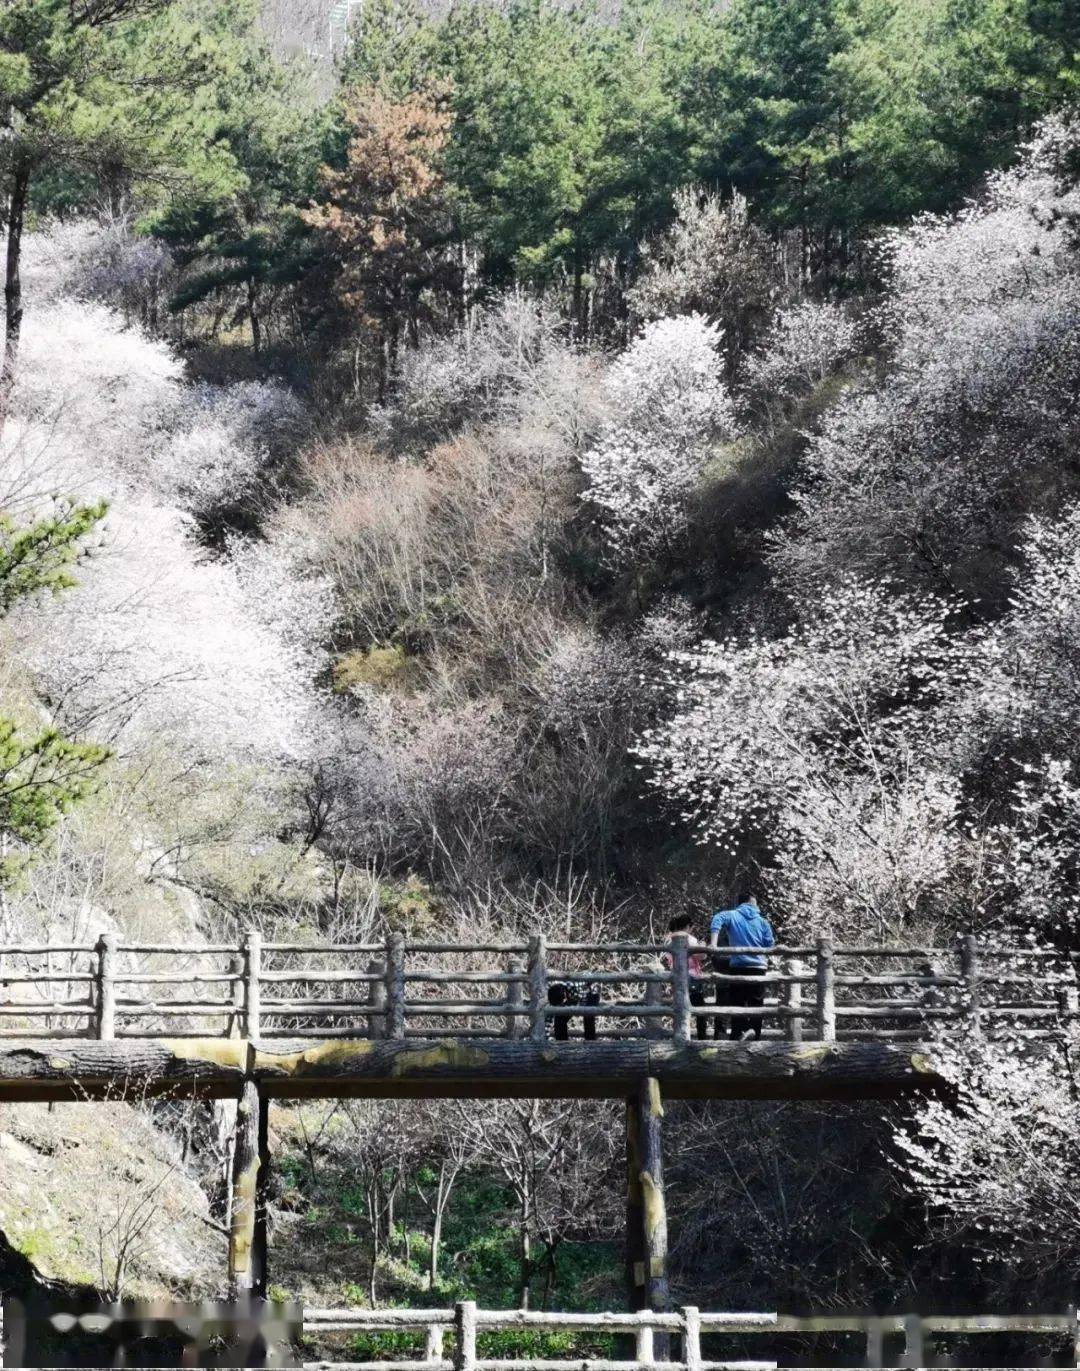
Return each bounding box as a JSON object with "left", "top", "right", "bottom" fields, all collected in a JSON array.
[{"left": 0, "top": 1102, "right": 225, "bottom": 1298}]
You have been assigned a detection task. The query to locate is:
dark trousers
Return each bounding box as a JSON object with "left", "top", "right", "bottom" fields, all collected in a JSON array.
[
  {"left": 723, "top": 964, "right": 767, "bottom": 1039},
  {"left": 689, "top": 978, "right": 713, "bottom": 1039}
]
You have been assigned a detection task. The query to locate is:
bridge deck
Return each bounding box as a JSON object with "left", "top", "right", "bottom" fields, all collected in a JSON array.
[{"left": 0, "top": 1036, "right": 947, "bottom": 1102}]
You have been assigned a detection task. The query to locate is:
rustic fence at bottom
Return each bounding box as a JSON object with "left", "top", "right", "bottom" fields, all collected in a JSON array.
[{"left": 301, "top": 1303, "right": 1080, "bottom": 1371}]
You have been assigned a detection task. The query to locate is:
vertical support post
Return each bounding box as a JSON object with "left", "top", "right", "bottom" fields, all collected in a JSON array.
[
  {"left": 627, "top": 1076, "right": 669, "bottom": 1356},
  {"left": 425, "top": 1322, "right": 445, "bottom": 1365},
  {"left": 243, "top": 929, "right": 262, "bottom": 1041},
  {"left": 816, "top": 937, "right": 835, "bottom": 1042},
  {"left": 670, "top": 933, "right": 691, "bottom": 1045},
  {"left": 454, "top": 1300, "right": 476, "bottom": 1371},
  {"left": 864, "top": 1317, "right": 884, "bottom": 1369},
  {"left": 683, "top": 1307, "right": 702, "bottom": 1371},
  {"left": 643, "top": 972, "right": 665, "bottom": 1041},
  {"left": 367, "top": 956, "right": 387, "bottom": 1040},
  {"left": 528, "top": 935, "right": 548, "bottom": 1042},
  {"left": 635, "top": 1321, "right": 654, "bottom": 1367},
  {"left": 96, "top": 932, "right": 117, "bottom": 1041},
  {"left": 505, "top": 955, "right": 526, "bottom": 1039},
  {"left": 784, "top": 956, "right": 803, "bottom": 1043},
  {"left": 252, "top": 1089, "right": 270, "bottom": 1300},
  {"left": 228, "top": 953, "right": 243, "bottom": 1039},
  {"left": 385, "top": 931, "right": 406, "bottom": 1039},
  {"left": 901, "top": 1313, "right": 923, "bottom": 1369},
  {"left": 959, "top": 934, "right": 980, "bottom": 1035},
  {"left": 228, "top": 1079, "right": 266, "bottom": 1296}
]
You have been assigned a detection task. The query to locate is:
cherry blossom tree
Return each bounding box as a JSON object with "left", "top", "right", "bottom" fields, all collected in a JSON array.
[
  {"left": 774, "top": 115, "right": 1080, "bottom": 606},
  {"left": 895, "top": 1033, "right": 1080, "bottom": 1276},
  {"left": 581, "top": 314, "right": 737, "bottom": 563},
  {"left": 740, "top": 300, "right": 859, "bottom": 416},
  {"left": 635, "top": 579, "right": 979, "bottom": 936}
]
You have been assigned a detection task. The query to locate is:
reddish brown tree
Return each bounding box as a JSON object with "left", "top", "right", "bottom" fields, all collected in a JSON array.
[{"left": 304, "top": 84, "right": 456, "bottom": 398}]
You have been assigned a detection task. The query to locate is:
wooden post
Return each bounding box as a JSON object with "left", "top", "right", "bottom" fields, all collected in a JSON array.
[
  {"left": 644, "top": 971, "right": 665, "bottom": 1041},
  {"left": 816, "top": 938, "right": 835, "bottom": 1042},
  {"left": 635, "top": 1320, "right": 654, "bottom": 1366},
  {"left": 683, "top": 1306, "right": 702, "bottom": 1371},
  {"left": 95, "top": 932, "right": 117, "bottom": 1041},
  {"left": 633, "top": 1069, "right": 666, "bottom": 1338},
  {"left": 901, "top": 1313, "right": 923, "bottom": 1369},
  {"left": 784, "top": 956, "right": 803, "bottom": 1043},
  {"left": 367, "top": 955, "right": 387, "bottom": 1040},
  {"left": 425, "top": 1322, "right": 445, "bottom": 1365},
  {"left": 528, "top": 935, "right": 548, "bottom": 1043},
  {"left": 228, "top": 1079, "right": 266, "bottom": 1296},
  {"left": 670, "top": 933, "right": 691, "bottom": 1045},
  {"left": 252, "top": 1088, "right": 270, "bottom": 1300},
  {"left": 959, "top": 934, "right": 980, "bottom": 1035},
  {"left": 228, "top": 953, "right": 243, "bottom": 1039},
  {"left": 864, "top": 1316, "right": 884, "bottom": 1368},
  {"left": 506, "top": 956, "right": 526, "bottom": 1040},
  {"left": 454, "top": 1300, "right": 476, "bottom": 1371},
  {"left": 385, "top": 931, "right": 406, "bottom": 1039},
  {"left": 243, "top": 930, "right": 262, "bottom": 1041}
]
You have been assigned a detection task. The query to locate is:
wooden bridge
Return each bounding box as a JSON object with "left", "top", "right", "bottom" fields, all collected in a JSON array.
[{"left": 0, "top": 933, "right": 1075, "bottom": 1311}]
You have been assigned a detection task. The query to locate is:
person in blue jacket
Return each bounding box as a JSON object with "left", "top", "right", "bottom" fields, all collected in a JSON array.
[{"left": 709, "top": 892, "right": 775, "bottom": 1040}]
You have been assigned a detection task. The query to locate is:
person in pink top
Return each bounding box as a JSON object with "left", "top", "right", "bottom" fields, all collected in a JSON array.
[{"left": 665, "top": 912, "right": 713, "bottom": 1039}]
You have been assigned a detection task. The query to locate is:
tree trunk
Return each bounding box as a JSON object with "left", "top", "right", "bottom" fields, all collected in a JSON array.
[
  {"left": 572, "top": 238, "right": 585, "bottom": 343},
  {"left": 1, "top": 159, "right": 32, "bottom": 437},
  {"left": 518, "top": 1224, "right": 531, "bottom": 1310},
  {"left": 248, "top": 278, "right": 262, "bottom": 358},
  {"left": 428, "top": 1160, "right": 449, "bottom": 1289}
]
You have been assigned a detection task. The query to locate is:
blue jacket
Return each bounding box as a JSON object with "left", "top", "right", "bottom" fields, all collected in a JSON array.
[{"left": 710, "top": 903, "right": 775, "bottom": 969}]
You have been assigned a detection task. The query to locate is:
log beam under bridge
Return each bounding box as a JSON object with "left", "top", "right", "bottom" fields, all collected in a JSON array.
[{"left": 0, "top": 1037, "right": 954, "bottom": 1102}]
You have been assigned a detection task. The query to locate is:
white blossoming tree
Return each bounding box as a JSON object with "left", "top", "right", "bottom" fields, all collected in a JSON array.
[
  {"left": 581, "top": 314, "right": 737, "bottom": 563},
  {"left": 895, "top": 1033, "right": 1080, "bottom": 1275},
  {"left": 635, "top": 579, "right": 979, "bottom": 936},
  {"left": 775, "top": 115, "right": 1080, "bottom": 606}
]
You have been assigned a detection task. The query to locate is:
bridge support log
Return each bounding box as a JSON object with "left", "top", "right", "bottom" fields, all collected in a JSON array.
[
  {"left": 626, "top": 1078, "right": 669, "bottom": 1321},
  {"left": 0, "top": 1038, "right": 956, "bottom": 1103},
  {"left": 229, "top": 1079, "right": 268, "bottom": 1298}
]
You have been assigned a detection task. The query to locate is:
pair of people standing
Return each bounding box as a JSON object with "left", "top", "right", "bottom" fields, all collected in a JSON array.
[{"left": 668, "top": 894, "right": 776, "bottom": 1040}]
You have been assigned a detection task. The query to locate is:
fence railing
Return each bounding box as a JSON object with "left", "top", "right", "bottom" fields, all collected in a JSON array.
[
  {"left": 0, "top": 933, "right": 1076, "bottom": 1043},
  {"left": 3, "top": 1301, "right": 1075, "bottom": 1370},
  {"left": 300, "top": 1302, "right": 1080, "bottom": 1370}
]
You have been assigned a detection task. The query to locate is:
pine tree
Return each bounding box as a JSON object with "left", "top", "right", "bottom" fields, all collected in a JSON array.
[
  {"left": 0, "top": 501, "right": 110, "bottom": 883},
  {"left": 303, "top": 83, "right": 456, "bottom": 396}
]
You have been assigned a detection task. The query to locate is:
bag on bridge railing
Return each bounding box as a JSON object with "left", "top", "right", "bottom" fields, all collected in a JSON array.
[{"left": 547, "top": 980, "right": 600, "bottom": 1041}]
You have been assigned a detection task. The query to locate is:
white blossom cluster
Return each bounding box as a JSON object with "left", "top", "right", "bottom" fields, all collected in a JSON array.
[
  {"left": 635, "top": 579, "right": 975, "bottom": 934},
  {"left": 895, "top": 1034, "right": 1080, "bottom": 1269},
  {"left": 740, "top": 300, "right": 859, "bottom": 409},
  {"left": 4, "top": 234, "right": 332, "bottom": 766},
  {"left": 581, "top": 314, "right": 736, "bottom": 560},
  {"left": 776, "top": 115, "right": 1080, "bottom": 602},
  {"left": 373, "top": 292, "right": 600, "bottom": 457}
]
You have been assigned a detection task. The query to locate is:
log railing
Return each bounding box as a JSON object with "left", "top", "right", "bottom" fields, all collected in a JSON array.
[
  {"left": 3, "top": 1301, "right": 1075, "bottom": 1370},
  {"left": 0, "top": 934, "right": 1075, "bottom": 1043},
  {"left": 300, "top": 1303, "right": 1080, "bottom": 1370}
]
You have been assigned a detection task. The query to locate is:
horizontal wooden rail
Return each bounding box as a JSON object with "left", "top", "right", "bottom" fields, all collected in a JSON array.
[
  {"left": 300, "top": 1303, "right": 1080, "bottom": 1370},
  {"left": 0, "top": 935, "right": 1076, "bottom": 1047}
]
